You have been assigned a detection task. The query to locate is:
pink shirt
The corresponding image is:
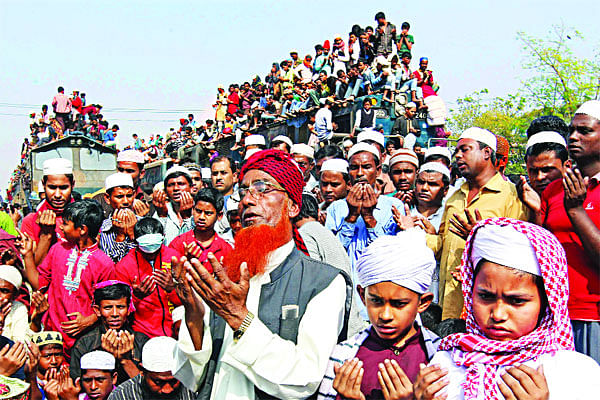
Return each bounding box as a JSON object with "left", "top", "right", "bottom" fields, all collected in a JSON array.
[
  {"left": 52, "top": 93, "right": 72, "bottom": 113},
  {"left": 39, "top": 241, "right": 115, "bottom": 351}
]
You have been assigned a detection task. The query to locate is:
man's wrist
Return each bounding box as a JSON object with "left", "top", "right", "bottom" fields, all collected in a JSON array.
[{"left": 227, "top": 308, "right": 249, "bottom": 331}]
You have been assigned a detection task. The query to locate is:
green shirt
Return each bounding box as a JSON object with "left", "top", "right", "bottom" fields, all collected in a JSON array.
[
  {"left": 0, "top": 212, "right": 17, "bottom": 236},
  {"left": 396, "top": 34, "right": 414, "bottom": 54}
]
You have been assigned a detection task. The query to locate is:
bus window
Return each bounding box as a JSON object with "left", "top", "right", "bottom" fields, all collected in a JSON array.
[
  {"left": 80, "top": 148, "right": 116, "bottom": 170},
  {"left": 142, "top": 165, "right": 163, "bottom": 186},
  {"left": 35, "top": 148, "right": 73, "bottom": 169}
]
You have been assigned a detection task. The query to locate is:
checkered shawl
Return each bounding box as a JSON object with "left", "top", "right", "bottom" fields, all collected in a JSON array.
[{"left": 438, "top": 217, "right": 574, "bottom": 400}]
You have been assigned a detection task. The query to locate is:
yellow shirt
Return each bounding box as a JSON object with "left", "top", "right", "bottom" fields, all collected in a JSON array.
[{"left": 426, "top": 173, "right": 529, "bottom": 319}]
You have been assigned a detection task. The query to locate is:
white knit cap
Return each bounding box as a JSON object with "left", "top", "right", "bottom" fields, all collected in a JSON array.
[
  {"left": 142, "top": 336, "right": 177, "bottom": 372},
  {"left": 574, "top": 100, "right": 600, "bottom": 121},
  {"left": 171, "top": 306, "right": 185, "bottom": 323},
  {"left": 348, "top": 142, "right": 380, "bottom": 162},
  {"left": 272, "top": 135, "right": 293, "bottom": 149},
  {"left": 424, "top": 146, "right": 452, "bottom": 162},
  {"left": 343, "top": 139, "right": 354, "bottom": 147},
  {"left": 80, "top": 350, "right": 116, "bottom": 371},
  {"left": 117, "top": 149, "right": 145, "bottom": 164},
  {"left": 419, "top": 162, "right": 451, "bottom": 180},
  {"left": 356, "top": 229, "right": 435, "bottom": 294},
  {"left": 201, "top": 168, "right": 212, "bottom": 180},
  {"left": 226, "top": 196, "right": 240, "bottom": 213},
  {"left": 291, "top": 143, "right": 315, "bottom": 159},
  {"left": 244, "top": 148, "right": 262, "bottom": 160},
  {"left": 43, "top": 158, "right": 72, "bottom": 176},
  {"left": 389, "top": 149, "right": 419, "bottom": 168},
  {"left": 471, "top": 224, "right": 540, "bottom": 276},
  {"left": 0, "top": 265, "right": 22, "bottom": 289},
  {"left": 105, "top": 173, "right": 134, "bottom": 190},
  {"left": 357, "top": 129, "right": 385, "bottom": 148},
  {"left": 459, "top": 127, "right": 497, "bottom": 152},
  {"left": 526, "top": 131, "right": 567, "bottom": 150},
  {"left": 245, "top": 134, "right": 266, "bottom": 147},
  {"left": 165, "top": 166, "right": 191, "bottom": 180},
  {"left": 320, "top": 159, "right": 349, "bottom": 175}
]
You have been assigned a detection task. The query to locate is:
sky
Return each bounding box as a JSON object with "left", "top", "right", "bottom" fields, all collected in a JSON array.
[{"left": 1, "top": 0, "right": 599, "bottom": 193}]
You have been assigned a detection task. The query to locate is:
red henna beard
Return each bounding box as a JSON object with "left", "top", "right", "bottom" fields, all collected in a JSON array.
[{"left": 222, "top": 203, "right": 292, "bottom": 282}]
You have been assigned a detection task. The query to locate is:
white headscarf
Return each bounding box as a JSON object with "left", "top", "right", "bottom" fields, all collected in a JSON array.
[{"left": 356, "top": 229, "right": 435, "bottom": 294}]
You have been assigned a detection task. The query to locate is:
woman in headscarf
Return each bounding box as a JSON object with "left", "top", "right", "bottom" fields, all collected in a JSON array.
[{"left": 414, "top": 217, "right": 600, "bottom": 400}]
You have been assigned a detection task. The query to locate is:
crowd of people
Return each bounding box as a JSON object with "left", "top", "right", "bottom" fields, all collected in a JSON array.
[{"left": 1, "top": 10, "right": 599, "bottom": 400}]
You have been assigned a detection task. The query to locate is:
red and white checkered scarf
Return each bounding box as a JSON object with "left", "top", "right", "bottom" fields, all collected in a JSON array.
[{"left": 438, "top": 217, "right": 574, "bottom": 400}]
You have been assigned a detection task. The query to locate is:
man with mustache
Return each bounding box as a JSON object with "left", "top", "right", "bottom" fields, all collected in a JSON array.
[{"left": 171, "top": 149, "right": 352, "bottom": 400}]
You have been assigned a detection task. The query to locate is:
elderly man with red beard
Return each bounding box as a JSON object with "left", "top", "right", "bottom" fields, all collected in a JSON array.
[{"left": 171, "top": 149, "right": 352, "bottom": 400}]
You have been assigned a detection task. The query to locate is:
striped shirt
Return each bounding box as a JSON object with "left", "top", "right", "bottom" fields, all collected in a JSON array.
[
  {"left": 107, "top": 375, "right": 195, "bottom": 400},
  {"left": 98, "top": 218, "right": 137, "bottom": 263}
]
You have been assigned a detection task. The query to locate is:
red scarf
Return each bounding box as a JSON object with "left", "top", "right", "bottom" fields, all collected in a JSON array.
[{"left": 439, "top": 218, "right": 574, "bottom": 400}]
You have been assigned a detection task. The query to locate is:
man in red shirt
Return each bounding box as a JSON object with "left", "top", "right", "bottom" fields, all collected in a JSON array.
[
  {"left": 169, "top": 188, "right": 232, "bottom": 272},
  {"left": 539, "top": 100, "right": 600, "bottom": 363},
  {"left": 227, "top": 84, "right": 240, "bottom": 115},
  {"left": 115, "top": 217, "right": 181, "bottom": 338}
]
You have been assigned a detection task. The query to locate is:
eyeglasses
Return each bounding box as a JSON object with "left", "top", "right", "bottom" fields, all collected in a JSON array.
[{"left": 238, "top": 180, "right": 286, "bottom": 199}]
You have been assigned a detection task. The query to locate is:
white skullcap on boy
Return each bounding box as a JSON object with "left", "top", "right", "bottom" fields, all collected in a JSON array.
[
  {"left": 271, "top": 135, "right": 293, "bottom": 149},
  {"left": 347, "top": 142, "right": 380, "bottom": 162},
  {"left": 245, "top": 134, "right": 266, "bottom": 147},
  {"left": 105, "top": 173, "right": 134, "bottom": 190},
  {"left": 43, "top": 158, "right": 72, "bottom": 176},
  {"left": 526, "top": 131, "right": 567, "bottom": 150},
  {"left": 419, "top": 162, "right": 451, "bottom": 180},
  {"left": 320, "top": 159, "right": 349, "bottom": 175},
  {"left": 80, "top": 351, "right": 116, "bottom": 371},
  {"left": 356, "top": 229, "right": 436, "bottom": 294},
  {"left": 142, "top": 336, "right": 177, "bottom": 373},
  {"left": 291, "top": 143, "right": 315, "bottom": 159},
  {"left": 117, "top": 149, "right": 145, "bottom": 164},
  {"left": 0, "top": 265, "right": 22, "bottom": 289}
]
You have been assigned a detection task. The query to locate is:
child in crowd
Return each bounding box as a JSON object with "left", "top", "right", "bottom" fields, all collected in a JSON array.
[
  {"left": 319, "top": 229, "right": 439, "bottom": 399},
  {"left": 23, "top": 200, "right": 115, "bottom": 353},
  {"left": 168, "top": 188, "right": 232, "bottom": 272},
  {"left": 0, "top": 265, "right": 28, "bottom": 342},
  {"left": 415, "top": 218, "right": 600, "bottom": 400},
  {"left": 115, "top": 217, "right": 181, "bottom": 338}
]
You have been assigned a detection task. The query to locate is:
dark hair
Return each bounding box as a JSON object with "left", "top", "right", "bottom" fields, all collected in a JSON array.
[
  {"left": 211, "top": 155, "right": 237, "bottom": 174},
  {"left": 401, "top": 21, "right": 410, "bottom": 30},
  {"left": 111, "top": 124, "right": 119, "bottom": 130},
  {"left": 526, "top": 115, "right": 569, "bottom": 139},
  {"left": 42, "top": 174, "right": 75, "bottom": 185},
  {"left": 94, "top": 283, "right": 131, "bottom": 306},
  {"left": 194, "top": 187, "right": 224, "bottom": 212},
  {"left": 420, "top": 303, "right": 442, "bottom": 332},
  {"left": 525, "top": 142, "right": 568, "bottom": 163},
  {"left": 62, "top": 200, "right": 104, "bottom": 237},
  {"left": 164, "top": 171, "right": 192, "bottom": 187},
  {"left": 419, "top": 168, "right": 450, "bottom": 187},
  {"left": 477, "top": 141, "right": 497, "bottom": 165},
  {"left": 374, "top": 11, "right": 385, "bottom": 20},
  {"left": 58, "top": 86, "right": 64, "bottom": 93},
  {"left": 134, "top": 217, "right": 164, "bottom": 239},
  {"left": 188, "top": 114, "right": 194, "bottom": 119},
  {"left": 42, "top": 104, "right": 48, "bottom": 111},
  {"left": 296, "top": 193, "right": 319, "bottom": 221},
  {"left": 436, "top": 319, "right": 467, "bottom": 338},
  {"left": 271, "top": 138, "right": 291, "bottom": 153},
  {"left": 401, "top": 51, "right": 412, "bottom": 59},
  {"left": 315, "top": 145, "right": 344, "bottom": 162}
]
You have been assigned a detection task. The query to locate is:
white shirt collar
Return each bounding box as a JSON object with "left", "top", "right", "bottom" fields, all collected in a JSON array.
[{"left": 266, "top": 240, "right": 295, "bottom": 273}]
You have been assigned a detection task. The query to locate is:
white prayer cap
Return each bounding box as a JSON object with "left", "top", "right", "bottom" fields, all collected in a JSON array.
[
  {"left": 37, "top": 181, "right": 44, "bottom": 193},
  {"left": 105, "top": 173, "right": 134, "bottom": 190},
  {"left": 142, "top": 336, "right": 177, "bottom": 373},
  {"left": 321, "top": 159, "right": 349, "bottom": 175},
  {"left": 389, "top": 149, "right": 419, "bottom": 168},
  {"left": 357, "top": 129, "right": 385, "bottom": 148},
  {"left": 171, "top": 306, "right": 185, "bottom": 323},
  {"left": 291, "top": 143, "right": 315, "bottom": 159},
  {"left": 244, "top": 148, "right": 262, "bottom": 160},
  {"left": 375, "top": 55, "right": 389, "bottom": 66},
  {"left": 117, "top": 149, "right": 145, "bottom": 164},
  {"left": 405, "top": 102, "right": 417, "bottom": 109},
  {"left": 424, "top": 146, "right": 452, "bottom": 162},
  {"left": 80, "top": 350, "right": 115, "bottom": 371},
  {"left": 348, "top": 142, "right": 380, "bottom": 162},
  {"left": 165, "top": 166, "right": 191, "bottom": 180},
  {"left": 471, "top": 224, "right": 540, "bottom": 276},
  {"left": 419, "top": 162, "right": 451, "bottom": 180},
  {"left": 343, "top": 139, "right": 354, "bottom": 147},
  {"left": 526, "top": 131, "right": 567, "bottom": 150},
  {"left": 245, "top": 134, "right": 266, "bottom": 147},
  {"left": 459, "top": 127, "right": 497, "bottom": 152},
  {"left": 201, "top": 168, "right": 212, "bottom": 180},
  {"left": 226, "top": 196, "right": 240, "bottom": 213},
  {"left": 574, "top": 100, "right": 600, "bottom": 121},
  {"left": 357, "top": 229, "right": 435, "bottom": 294},
  {"left": 0, "top": 265, "right": 22, "bottom": 289},
  {"left": 272, "top": 135, "right": 293, "bottom": 149},
  {"left": 43, "top": 158, "right": 72, "bottom": 176}
]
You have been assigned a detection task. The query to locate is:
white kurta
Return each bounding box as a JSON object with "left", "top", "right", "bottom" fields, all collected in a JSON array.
[
  {"left": 429, "top": 349, "right": 600, "bottom": 399},
  {"left": 173, "top": 241, "right": 347, "bottom": 399}
]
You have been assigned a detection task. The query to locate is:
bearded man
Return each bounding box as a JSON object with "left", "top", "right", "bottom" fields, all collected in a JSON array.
[{"left": 171, "top": 149, "right": 352, "bottom": 400}]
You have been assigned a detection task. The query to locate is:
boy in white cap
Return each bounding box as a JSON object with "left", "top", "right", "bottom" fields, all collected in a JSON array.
[
  {"left": 319, "top": 158, "right": 350, "bottom": 212},
  {"left": 270, "top": 135, "right": 293, "bottom": 153},
  {"left": 291, "top": 143, "right": 319, "bottom": 192},
  {"left": 21, "top": 158, "right": 74, "bottom": 264},
  {"left": 98, "top": 173, "right": 138, "bottom": 263},
  {"left": 429, "top": 127, "right": 529, "bottom": 319},
  {"left": 107, "top": 336, "right": 195, "bottom": 400},
  {"left": 0, "top": 265, "right": 28, "bottom": 342},
  {"left": 78, "top": 350, "right": 117, "bottom": 400},
  {"left": 387, "top": 148, "right": 419, "bottom": 204},
  {"left": 319, "top": 230, "right": 439, "bottom": 399}
]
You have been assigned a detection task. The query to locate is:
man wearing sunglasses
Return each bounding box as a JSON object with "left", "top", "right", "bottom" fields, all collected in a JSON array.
[{"left": 171, "top": 149, "right": 352, "bottom": 400}]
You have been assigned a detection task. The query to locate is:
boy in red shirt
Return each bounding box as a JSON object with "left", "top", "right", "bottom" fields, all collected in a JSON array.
[{"left": 169, "top": 188, "right": 232, "bottom": 272}]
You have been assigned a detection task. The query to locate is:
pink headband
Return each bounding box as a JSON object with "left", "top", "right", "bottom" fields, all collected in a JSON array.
[{"left": 93, "top": 280, "right": 136, "bottom": 313}]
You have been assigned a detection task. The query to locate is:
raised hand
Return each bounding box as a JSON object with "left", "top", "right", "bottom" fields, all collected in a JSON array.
[
  {"left": 132, "top": 275, "right": 156, "bottom": 299},
  {"left": 0, "top": 342, "right": 28, "bottom": 376},
  {"left": 518, "top": 176, "right": 541, "bottom": 213},
  {"left": 16, "top": 229, "right": 34, "bottom": 256},
  {"left": 332, "top": 358, "right": 366, "bottom": 400},
  {"left": 345, "top": 184, "right": 363, "bottom": 222},
  {"left": 449, "top": 208, "right": 482, "bottom": 240},
  {"left": 378, "top": 359, "right": 413, "bottom": 400},
  {"left": 153, "top": 268, "right": 175, "bottom": 293},
  {"left": 563, "top": 168, "right": 588, "bottom": 211},
  {"left": 0, "top": 300, "right": 12, "bottom": 328},
  {"left": 414, "top": 364, "right": 449, "bottom": 400},
  {"left": 24, "top": 341, "right": 41, "bottom": 379},
  {"left": 152, "top": 189, "right": 168, "bottom": 217},
  {"left": 179, "top": 191, "right": 194, "bottom": 218},
  {"left": 61, "top": 312, "right": 95, "bottom": 336},
  {"left": 414, "top": 215, "right": 437, "bottom": 234},
  {"left": 361, "top": 184, "right": 379, "bottom": 218},
  {"left": 392, "top": 204, "right": 415, "bottom": 231},
  {"left": 57, "top": 365, "right": 80, "bottom": 400},
  {"left": 184, "top": 242, "right": 203, "bottom": 259},
  {"left": 36, "top": 210, "right": 57, "bottom": 235},
  {"left": 498, "top": 364, "right": 549, "bottom": 400},
  {"left": 132, "top": 199, "right": 150, "bottom": 217},
  {"left": 30, "top": 289, "right": 49, "bottom": 321}
]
